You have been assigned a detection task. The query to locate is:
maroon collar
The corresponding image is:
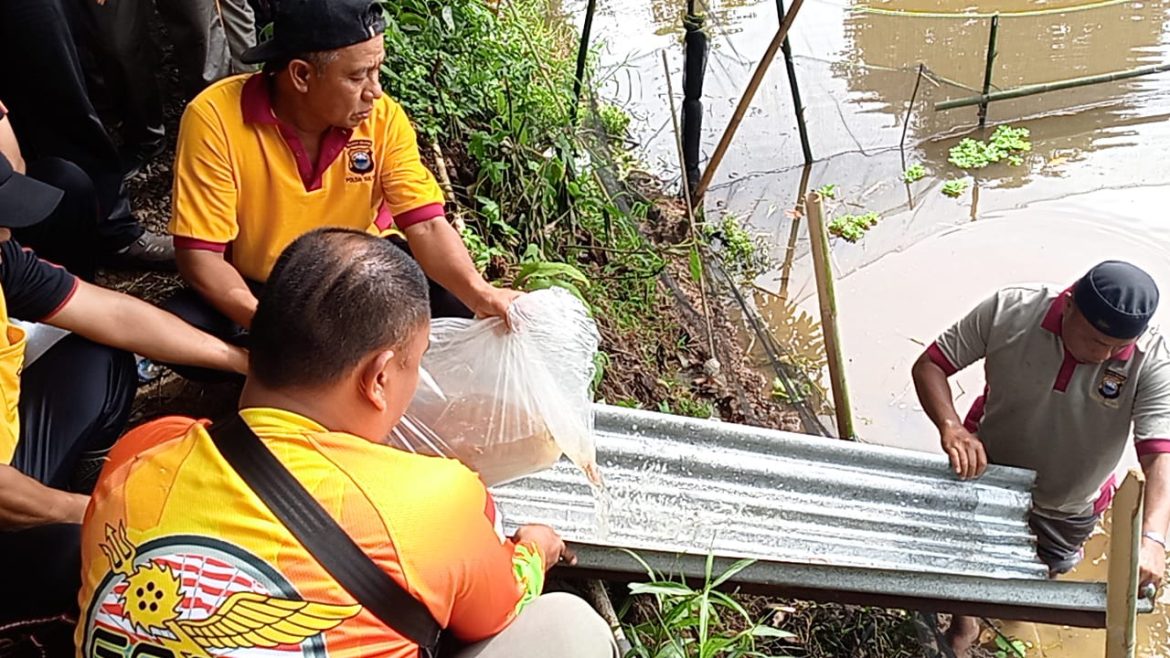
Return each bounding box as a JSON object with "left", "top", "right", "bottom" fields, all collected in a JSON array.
[
  {"left": 1042, "top": 287, "right": 1136, "bottom": 362},
  {"left": 239, "top": 74, "right": 353, "bottom": 192}
]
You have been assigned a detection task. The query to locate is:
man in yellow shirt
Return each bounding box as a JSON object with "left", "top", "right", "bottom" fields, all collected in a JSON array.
[
  {"left": 162, "top": 0, "right": 518, "bottom": 369},
  {"left": 79, "top": 229, "right": 617, "bottom": 658}
]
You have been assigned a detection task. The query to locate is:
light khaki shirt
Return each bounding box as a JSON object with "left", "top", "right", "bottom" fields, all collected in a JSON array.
[{"left": 928, "top": 285, "right": 1170, "bottom": 517}]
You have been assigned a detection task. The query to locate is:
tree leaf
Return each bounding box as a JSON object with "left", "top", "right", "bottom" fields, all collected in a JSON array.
[{"left": 689, "top": 245, "right": 703, "bottom": 283}]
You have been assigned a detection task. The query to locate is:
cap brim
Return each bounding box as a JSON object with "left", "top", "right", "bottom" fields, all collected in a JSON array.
[
  {"left": 240, "top": 39, "right": 286, "bottom": 65},
  {"left": 0, "top": 173, "right": 63, "bottom": 229}
]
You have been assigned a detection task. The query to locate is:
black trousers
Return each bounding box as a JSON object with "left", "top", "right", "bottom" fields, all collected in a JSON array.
[
  {"left": 0, "top": 335, "right": 136, "bottom": 625},
  {"left": 160, "top": 236, "right": 475, "bottom": 381},
  {"left": 0, "top": 0, "right": 143, "bottom": 252},
  {"left": 16, "top": 158, "right": 101, "bottom": 282}
]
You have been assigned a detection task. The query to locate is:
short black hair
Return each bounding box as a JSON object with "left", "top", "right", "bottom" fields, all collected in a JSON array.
[
  {"left": 262, "top": 50, "right": 340, "bottom": 75},
  {"left": 249, "top": 228, "right": 430, "bottom": 389}
]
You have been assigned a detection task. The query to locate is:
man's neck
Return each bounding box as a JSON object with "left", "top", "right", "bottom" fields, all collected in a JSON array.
[{"left": 239, "top": 379, "right": 375, "bottom": 441}]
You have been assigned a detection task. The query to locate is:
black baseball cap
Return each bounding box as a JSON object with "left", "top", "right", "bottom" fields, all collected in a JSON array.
[
  {"left": 241, "top": 0, "right": 386, "bottom": 65},
  {"left": 0, "top": 153, "right": 63, "bottom": 229},
  {"left": 1072, "top": 260, "right": 1160, "bottom": 340}
]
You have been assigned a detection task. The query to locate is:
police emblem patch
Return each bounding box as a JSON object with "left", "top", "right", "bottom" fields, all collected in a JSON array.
[
  {"left": 1098, "top": 370, "right": 1127, "bottom": 400},
  {"left": 346, "top": 140, "right": 375, "bottom": 175}
]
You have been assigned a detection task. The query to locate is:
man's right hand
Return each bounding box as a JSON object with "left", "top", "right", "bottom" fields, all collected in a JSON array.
[
  {"left": 941, "top": 422, "right": 988, "bottom": 480},
  {"left": 513, "top": 524, "right": 576, "bottom": 571}
]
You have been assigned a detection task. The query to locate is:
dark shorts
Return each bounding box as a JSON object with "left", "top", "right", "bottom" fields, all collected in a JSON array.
[{"left": 1028, "top": 510, "right": 1101, "bottom": 576}]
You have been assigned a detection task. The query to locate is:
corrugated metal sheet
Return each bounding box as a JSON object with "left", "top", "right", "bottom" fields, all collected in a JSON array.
[
  {"left": 493, "top": 404, "right": 1047, "bottom": 580},
  {"left": 492, "top": 405, "right": 1155, "bottom": 625}
]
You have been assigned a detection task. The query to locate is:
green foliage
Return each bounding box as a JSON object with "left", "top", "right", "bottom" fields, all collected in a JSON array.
[
  {"left": 770, "top": 377, "right": 813, "bottom": 404},
  {"left": 815, "top": 183, "right": 838, "bottom": 199},
  {"left": 993, "top": 634, "right": 1030, "bottom": 658},
  {"left": 702, "top": 215, "right": 769, "bottom": 282},
  {"left": 622, "top": 551, "right": 795, "bottom": 658},
  {"left": 941, "top": 179, "right": 969, "bottom": 198},
  {"left": 657, "top": 397, "right": 714, "bottom": 420},
  {"left": 513, "top": 255, "right": 591, "bottom": 306},
  {"left": 827, "top": 211, "right": 880, "bottom": 243},
  {"left": 598, "top": 102, "right": 632, "bottom": 139},
  {"left": 948, "top": 125, "right": 1031, "bottom": 170},
  {"left": 902, "top": 164, "right": 926, "bottom": 184}
]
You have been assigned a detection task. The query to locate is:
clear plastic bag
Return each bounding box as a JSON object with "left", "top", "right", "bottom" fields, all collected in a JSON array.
[{"left": 388, "top": 288, "right": 601, "bottom": 486}]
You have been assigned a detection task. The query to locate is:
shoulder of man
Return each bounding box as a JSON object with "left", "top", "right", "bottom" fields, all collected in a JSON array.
[
  {"left": 316, "top": 435, "right": 490, "bottom": 515},
  {"left": 105, "top": 416, "right": 206, "bottom": 475}
]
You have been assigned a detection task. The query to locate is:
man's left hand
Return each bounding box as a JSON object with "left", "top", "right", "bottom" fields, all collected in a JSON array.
[
  {"left": 471, "top": 286, "right": 523, "bottom": 328},
  {"left": 1139, "top": 536, "right": 1166, "bottom": 597}
]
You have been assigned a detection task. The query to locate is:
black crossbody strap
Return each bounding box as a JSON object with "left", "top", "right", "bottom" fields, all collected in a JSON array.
[{"left": 208, "top": 414, "right": 441, "bottom": 653}]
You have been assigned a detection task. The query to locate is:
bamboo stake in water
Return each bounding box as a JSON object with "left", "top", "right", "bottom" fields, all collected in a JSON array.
[
  {"left": 664, "top": 52, "right": 718, "bottom": 364},
  {"left": 977, "top": 14, "right": 1000, "bottom": 129},
  {"left": 692, "top": 0, "right": 806, "bottom": 203},
  {"left": 1105, "top": 469, "right": 1145, "bottom": 658},
  {"left": 804, "top": 192, "right": 855, "bottom": 440}
]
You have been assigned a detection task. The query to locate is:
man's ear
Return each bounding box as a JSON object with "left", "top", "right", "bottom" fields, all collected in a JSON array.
[
  {"left": 359, "top": 349, "right": 396, "bottom": 411},
  {"left": 287, "top": 60, "right": 315, "bottom": 93}
]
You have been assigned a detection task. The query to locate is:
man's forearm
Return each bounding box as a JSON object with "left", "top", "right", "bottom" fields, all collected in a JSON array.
[
  {"left": 403, "top": 218, "right": 490, "bottom": 306},
  {"left": 912, "top": 353, "right": 964, "bottom": 431},
  {"left": 1140, "top": 452, "right": 1170, "bottom": 538},
  {"left": 0, "top": 465, "right": 87, "bottom": 530},
  {"left": 178, "top": 250, "right": 259, "bottom": 329},
  {"left": 51, "top": 282, "right": 247, "bottom": 374}
]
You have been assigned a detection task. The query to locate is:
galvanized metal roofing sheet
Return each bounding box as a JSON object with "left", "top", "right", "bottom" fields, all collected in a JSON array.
[{"left": 492, "top": 404, "right": 1049, "bottom": 580}]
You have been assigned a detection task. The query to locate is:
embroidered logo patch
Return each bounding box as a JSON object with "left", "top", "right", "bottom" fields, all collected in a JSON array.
[
  {"left": 346, "top": 140, "right": 374, "bottom": 175},
  {"left": 1098, "top": 369, "right": 1127, "bottom": 400}
]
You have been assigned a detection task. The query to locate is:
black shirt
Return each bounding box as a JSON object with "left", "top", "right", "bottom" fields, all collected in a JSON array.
[{"left": 0, "top": 239, "right": 77, "bottom": 322}]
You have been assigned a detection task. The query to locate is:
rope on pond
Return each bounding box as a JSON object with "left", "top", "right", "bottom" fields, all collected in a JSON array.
[{"left": 854, "top": 0, "right": 1131, "bottom": 19}]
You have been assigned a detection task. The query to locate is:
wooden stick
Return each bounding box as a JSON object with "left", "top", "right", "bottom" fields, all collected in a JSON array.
[
  {"left": 1105, "top": 468, "right": 1145, "bottom": 658},
  {"left": 937, "top": 61, "right": 1170, "bottom": 111},
  {"left": 804, "top": 192, "right": 854, "bottom": 439},
  {"left": 664, "top": 52, "right": 717, "bottom": 363},
  {"left": 692, "top": 0, "right": 806, "bottom": 202}
]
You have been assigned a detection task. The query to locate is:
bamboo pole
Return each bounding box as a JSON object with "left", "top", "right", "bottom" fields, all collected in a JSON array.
[
  {"left": 569, "top": 0, "right": 599, "bottom": 124},
  {"left": 937, "top": 61, "right": 1170, "bottom": 111},
  {"left": 692, "top": 0, "right": 806, "bottom": 202},
  {"left": 1105, "top": 468, "right": 1145, "bottom": 658},
  {"left": 804, "top": 192, "right": 855, "bottom": 440},
  {"left": 777, "top": 164, "right": 812, "bottom": 301},
  {"left": 776, "top": 0, "right": 812, "bottom": 165},
  {"left": 977, "top": 14, "right": 999, "bottom": 129}
]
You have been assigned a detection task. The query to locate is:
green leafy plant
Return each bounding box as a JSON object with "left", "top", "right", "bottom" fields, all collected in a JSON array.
[
  {"left": 657, "top": 397, "right": 714, "bottom": 420},
  {"left": 815, "top": 183, "right": 838, "bottom": 199},
  {"left": 622, "top": 551, "right": 795, "bottom": 657},
  {"left": 827, "top": 211, "right": 880, "bottom": 243},
  {"left": 993, "top": 634, "right": 1030, "bottom": 658},
  {"left": 598, "top": 102, "right": 632, "bottom": 139},
  {"left": 702, "top": 214, "right": 770, "bottom": 282},
  {"left": 513, "top": 258, "right": 591, "bottom": 305},
  {"left": 948, "top": 125, "right": 1031, "bottom": 170},
  {"left": 941, "top": 179, "right": 970, "bottom": 198},
  {"left": 902, "top": 164, "right": 926, "bottom": 183},
  {"left": 770, "top": 377, "right": 814, "bottom": 404}
]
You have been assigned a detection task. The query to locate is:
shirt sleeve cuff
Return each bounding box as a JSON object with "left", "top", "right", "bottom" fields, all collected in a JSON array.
[
  {"left": 174, "top": 237, "right": 228, "bottom": 253},
  {"left": 392, "top": 203, "right": 446, "bottom": 230},
  {"left": 1135, "top": 439, "right": 1170, "bottom": 457},
  {"left": 925, "top": 342, "right": 959, "bottom": 376},
  {"left": 41, "top": 277, "right": 79, "bottom": 321}
]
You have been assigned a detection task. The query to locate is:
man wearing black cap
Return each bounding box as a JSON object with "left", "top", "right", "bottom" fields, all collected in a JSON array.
[
  {"left": 912, "top": 260, "right": 1170, "bottom": 655},
  {"left": 162, "top": 0, "right": 520, "bottom": 363},
  {"left": 0, "top": 152, "right": 247, "bottom": 623}
]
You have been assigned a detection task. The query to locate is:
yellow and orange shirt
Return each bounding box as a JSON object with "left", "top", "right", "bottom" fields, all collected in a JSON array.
[
  {"left": 0, "top": 240, "right": 78, "bottom": 463},
  {"left": 169, "top": 74, "right": 446, "bottom": 283},
  {"left": 77, "top": 408, "right": 545, "bottom": 658}
]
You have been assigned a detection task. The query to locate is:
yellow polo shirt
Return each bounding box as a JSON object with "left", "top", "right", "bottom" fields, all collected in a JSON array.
[{"left": 169, "top": 74, "right": 446, "bottom": 283}]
